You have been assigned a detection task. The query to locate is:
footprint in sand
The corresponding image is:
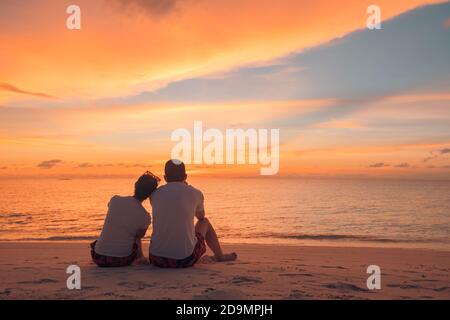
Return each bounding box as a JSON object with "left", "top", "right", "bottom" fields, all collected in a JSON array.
[
  {"left": 411, "top": 279, "right": 439, "bottom": 283},
  {"left": 198, "top": 255, "right": 242, "bottom": 265},
  {"left": 320, "top": 265, "right": 347, "bottom": 270},
  {"left": 286, "top": 289, "right": 313, "bottom": 300},
  {"left": 279, "top": 273, "right": 313, "bottom": 277},
  {"left": 81, "top": 286, "right": 100, "bottom": 290},
  {"left": 230, "top": 276, "right": 263, "bottom": 285},
  {"left": 432, "top": 286, "right": 449, "bottom": 292},
  {"left": 117, "top": 281, "right": 154, "bottom": 290},
  {"left": 193, "top": 289, "right": 247, "bottom": 300},
  {"left": 0, "top": 288, "right": 12, "bottom": 296},
  {"left": 403, "top": 270, "right": 420, "bottom": 274},
  {"left": 13, "top": 266, "right": 34, "bottom": 270},
  {"left": 325, "top": 282, "right": 369, "bottom": 292},
  {"left": 387, "top": 284, "right": 420, "bottom": 290},
  {"left": 18, "top": 278, "right": 59, "bottom": 285}
]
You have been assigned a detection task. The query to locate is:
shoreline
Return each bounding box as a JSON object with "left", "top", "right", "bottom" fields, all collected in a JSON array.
[
  {"left": 1, "top": 242, "right": 449, "bottom": 300},
  {"left": 0, "top": 239, "right": 448, "bottom": 252}
]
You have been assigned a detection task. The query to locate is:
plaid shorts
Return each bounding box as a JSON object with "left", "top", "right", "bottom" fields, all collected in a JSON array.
[
  {"left": 149, "top": 232, "right": 207, "bottom": 268},
  {"left": 90, "top": 241, "right": 138, "bottom": 268}
]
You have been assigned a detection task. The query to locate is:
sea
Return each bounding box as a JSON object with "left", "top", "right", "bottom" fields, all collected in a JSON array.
[{"left": 0, "top": 177, "right": 449, "bottom": 250}]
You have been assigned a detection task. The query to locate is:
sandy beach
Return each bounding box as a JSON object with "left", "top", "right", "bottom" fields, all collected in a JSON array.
[{"left": 0, "top": 242, "right": 449, "bottom": 300}]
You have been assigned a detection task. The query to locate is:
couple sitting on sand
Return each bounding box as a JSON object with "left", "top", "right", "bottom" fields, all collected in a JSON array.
[{"left": 90, "top": 159, "right": 237, "bottom": 268}]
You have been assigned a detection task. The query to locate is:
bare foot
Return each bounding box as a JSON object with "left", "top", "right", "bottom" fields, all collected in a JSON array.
[{"left": 215, "top": 252, "right": 237, "bottom": 262}]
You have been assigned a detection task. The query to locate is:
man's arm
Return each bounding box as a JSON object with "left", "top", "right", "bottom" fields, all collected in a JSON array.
[
  {"left": 195, "top": 209, "right": 206, "bottom": 221},
  {"left": 195, "top": 190, "right": 206, "bottom": 220}
]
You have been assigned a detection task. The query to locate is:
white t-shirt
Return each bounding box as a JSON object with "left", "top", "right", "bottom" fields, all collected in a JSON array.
[
  {"left": 95, "top": 196, "right": 150, "bottom": 257},
  {"left": 150, "top": 182, "right": 204, "bottom": 260}
]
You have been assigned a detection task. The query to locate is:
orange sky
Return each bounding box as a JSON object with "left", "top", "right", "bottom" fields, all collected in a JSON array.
[
  {"left": 1, "top": 0, "right": 442, "bottom": 101},
  {"left": 1, "top": 0, "right": 449, "bottom": 178}
]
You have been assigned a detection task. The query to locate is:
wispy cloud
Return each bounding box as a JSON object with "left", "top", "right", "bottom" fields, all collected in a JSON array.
[
  {"left": 129, "top": 163, "right": 153, "bottom": 168},
  {"left": 111, "top": 0, "right": 190, "bottom": 16},
  {"left": 423, "top": 147, "right": 450, "bottom": 162},
  {"left": 369, "top": 162, "right": 390, "bottom": 168},
  {"left": 37, "top": 159, "right": 63, "bottom": 169},
  {"left": 423, "top": 154, "right": 438, "bottom": 162},
  {"left": 78, "top": 162, "right": 153, "bottom": 169},
  {"left": 315, "top": 119, "right": 363, "bottom": 129},
  {"left": 77, "top": 163, "right": 94, "bottom": 168},
  {"left": 394, "top": 163, "right": 410, "bottom": 168},
  {"left": 0, "top": 83, "right": 56, "bottom": 99}
]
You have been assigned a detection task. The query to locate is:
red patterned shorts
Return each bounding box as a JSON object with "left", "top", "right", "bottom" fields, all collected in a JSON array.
[
  {"left": 90, "top": 241, "right": 138, "bottom": 267},
  {"left": 149, "top": 232, "right": 207, "bottom": 268}
]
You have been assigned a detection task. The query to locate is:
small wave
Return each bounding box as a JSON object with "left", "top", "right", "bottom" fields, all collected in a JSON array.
[
  {"left": 17, "top": 235, "right": 97, "bottom": 241},
  {"left": 0, "top": 212, "right": 31, "bottom": 218},
  {"left": 0, "top": 212, "right": 32, "bottom": 225},
  {"left": 254, "top": 232, "right": 441, "bottom": 243}
]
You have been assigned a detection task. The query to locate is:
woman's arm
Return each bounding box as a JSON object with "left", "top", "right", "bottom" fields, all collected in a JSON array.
[{"left": 135, "top": 228, "right": 148, "bottom": 259}]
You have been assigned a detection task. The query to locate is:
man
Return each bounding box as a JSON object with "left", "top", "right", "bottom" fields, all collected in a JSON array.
[
  {"left": 149, "top": 159, "right": 237, "bottom": 268},
  {"left": 91, "top": 172, "right": 160, "bottom": 267}
]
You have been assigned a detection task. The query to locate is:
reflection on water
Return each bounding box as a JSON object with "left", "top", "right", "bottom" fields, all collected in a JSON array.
[{"left": 0, "top": 177, "right": 449, "bottom": 250}]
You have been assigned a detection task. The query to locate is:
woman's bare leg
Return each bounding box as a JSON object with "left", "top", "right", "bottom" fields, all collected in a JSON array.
[{"left": 195, "top": 218, "right": 237, "bottom": 262}]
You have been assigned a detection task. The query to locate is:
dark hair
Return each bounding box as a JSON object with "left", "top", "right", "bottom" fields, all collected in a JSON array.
[
  {"left": 164, "top": 159, "right": 186, "bottom": 182},
  {"left": 134, "top": 171, "right": 160, "bottom": 200}
]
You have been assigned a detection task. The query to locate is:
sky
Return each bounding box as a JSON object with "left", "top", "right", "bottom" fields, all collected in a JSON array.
[{"left": 1, "top": 0, "right": 450, "bottom": 178}]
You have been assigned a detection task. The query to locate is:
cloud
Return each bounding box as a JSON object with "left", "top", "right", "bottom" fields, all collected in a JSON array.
[
  {"left": 111, "top": 0, "right": 189, "bottom": 16},
  {"left": 129, "top": 164, "right": 153, "bottom": 168},
  {"left": 0, "top": 83, "right": 56, "bottom": 99},
  {"left": 394, "top": 163, "right": 410, "bottom": 168},
  {"left": 423, "top": 153, "right": 438, "bottom": 162},
  {"left": 96, "top": 163, "right": 115, "bottom": 168},
  {"left": 112, "top": 3, "right": 450, "bottom": 133},
  {"left": 88, "top": 162, "right": 152, "bottom": 168},
  {"left": 135, "top": 3, "right": 450, "bottom": 104},
  {"left": 113, "top": 163, "right": 154, "bottom": 168},
  {"left": 368, "top": 162, "right": 390, "bottom": 168},
  {"left": 315, "top": 119, "right": 363, "bottom": 129},
  {"left": 1, "top": 0, "right": 443, "bottom": 104},
  {"left": 37, "top": 159, "right": 63, "bottom": 169},
  {"left": 78, "top": 163, "right": 94, "bottom": 168},
  {"left": 423, "top": 147, "right": 450, "bottom": 162}
]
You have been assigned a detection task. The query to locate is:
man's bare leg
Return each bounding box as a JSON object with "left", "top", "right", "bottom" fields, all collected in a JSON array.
[{"left": 195, "top": 218, "right": 237, "bottom": 262}]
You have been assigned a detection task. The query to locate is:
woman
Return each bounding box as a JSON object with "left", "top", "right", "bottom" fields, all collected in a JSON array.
[{"left": 91, "top": 171, "right": 160, "bottom": 267}]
